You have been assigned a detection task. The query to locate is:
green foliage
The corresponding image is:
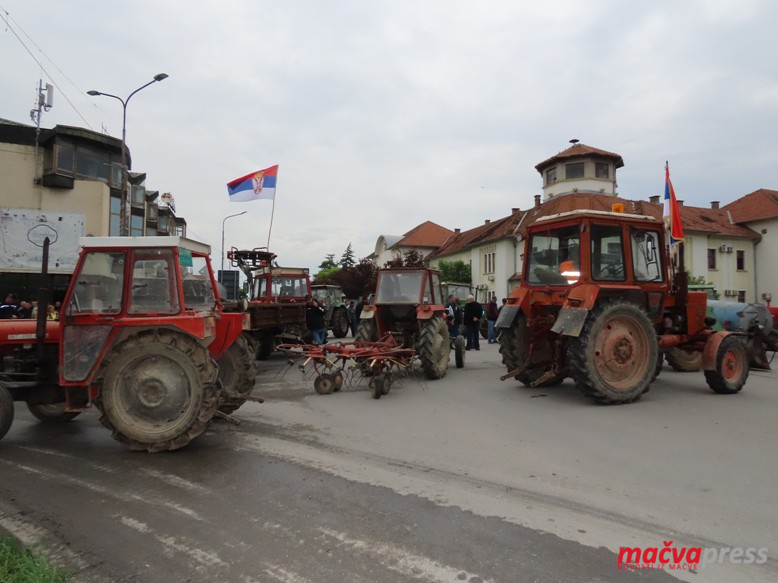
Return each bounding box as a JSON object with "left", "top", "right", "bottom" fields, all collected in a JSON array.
[
  {"left": 332, "top": 258, "right": 378, "bottom": 298},
  {"left": 0, "top": 537, "right": 71, "bottom": 582},
  {"left": 437, "top": 259, "right": 471, "bottom": 283},
  {"left": 687, "top": 273, "right": 713, "bottom": 286},
  {"left": 314, "top": 266, "right": 341, "bottom": 284},
  {"left": 339, "top": 243, "right": 356, "bottom": 268},
  {"left": 318, "top": 254, "right": 337, "bottom": 270}
]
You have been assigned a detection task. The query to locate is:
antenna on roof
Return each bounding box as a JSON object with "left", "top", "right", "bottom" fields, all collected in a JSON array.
[{"left": 569, "top": 138, "right": 580, "bottom": 145}]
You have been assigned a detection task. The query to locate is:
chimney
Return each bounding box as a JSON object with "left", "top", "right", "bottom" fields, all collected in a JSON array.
[
  {"left": 534, "top": 194, "right": 541, "bottom": 208},
  {"left": 454, "top": 228, "right": 461, "bottom": 234},
  {"left": 677, "top": 200, "right": 684, "bottom": 207},
  {"left": 484, "top": 219, "right": 490, "bottom": 225},
  {"left": 511, "top": 207, "right": 519, "bottom": 212},
  {"left": 711, "top": 201, "right": 720, "bottom": 210},
  {"left": 649, "top": 195, "right": 660, "bottom": 204}
]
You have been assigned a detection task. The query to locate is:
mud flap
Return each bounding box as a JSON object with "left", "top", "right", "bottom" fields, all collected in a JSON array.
[
  {"left": 550, "top": 306, "right": 589, "bottom": 337},
  {"left": 495, "top": 306, "right": 520, "bottom": 329}
]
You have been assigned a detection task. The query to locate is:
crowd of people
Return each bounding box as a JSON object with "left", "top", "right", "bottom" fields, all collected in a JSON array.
[
  {"left": 0, "top": 293, "right": 60, "bottom": 320},
  {"left": 305, "top": 294, "right": 369, "bottom": 345},
  {"left": 445, "top": 293, "right": 506, "bottom": 350}
]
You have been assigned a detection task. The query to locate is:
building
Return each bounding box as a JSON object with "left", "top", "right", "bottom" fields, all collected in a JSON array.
[
  {"left": 0, "top": 118, "right": 186, "bottom": 298},
  {"left": 370, "top": 221, "right": 454, "bottom": 267}
]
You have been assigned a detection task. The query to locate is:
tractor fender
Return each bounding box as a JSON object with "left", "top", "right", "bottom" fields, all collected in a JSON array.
[
  {"left": 495, "top": 305, "right": 521, "bottom": 329},
  {"left": 702, "top": 331, "right": 732, "bottom": 371},
  {"left": 550, "top": 306, "right": 589, "bottom": 337},
  {"left": 359, "top": 306, "right": 375, "bottom": 320},
  {"left": 416, "top": 305, "right": 442, "bottom": 320}
]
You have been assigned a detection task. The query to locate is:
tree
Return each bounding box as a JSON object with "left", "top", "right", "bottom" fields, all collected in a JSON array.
[
  {"left": 437, "top": 259, "right": 471, "bottom": 283},
  {"left": 334, "top": 257, "right": 377, "bottom": 299},
  {"left": 687, "top": 273, "right": 713, "bottom": 286},
  {"left": 384, "top": 249, "right": 428, "bottom": 268},
  {"left": 339, "top": 243, "right": 356, "bottom": 268},
  {"left": 314, "top": 266, "right": 341, "bottom": 284},
  {"left": 319, "top": 253, "right": 337, "bottom": 271}
]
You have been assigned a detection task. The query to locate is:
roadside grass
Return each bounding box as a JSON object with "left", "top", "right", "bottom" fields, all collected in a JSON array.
[{"left": 0, "top": 536, "right": 71, "bottom": 583}]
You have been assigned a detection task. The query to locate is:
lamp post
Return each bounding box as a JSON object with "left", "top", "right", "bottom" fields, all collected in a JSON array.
[
  {"left": 87, "top": 73, "right": 169, "bottom": 236},
  {"left": 221, "top": 211, "right": 247, "bottom": 273}
]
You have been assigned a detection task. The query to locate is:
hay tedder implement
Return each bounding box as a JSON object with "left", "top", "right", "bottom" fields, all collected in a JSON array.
[{"left": 277, "top": 335, "right": 416, "bottom": 399}]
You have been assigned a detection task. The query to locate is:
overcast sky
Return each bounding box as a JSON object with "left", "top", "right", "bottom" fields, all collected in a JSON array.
[{"left": 3, "top": 0, "right": 777, "bottom": 272}]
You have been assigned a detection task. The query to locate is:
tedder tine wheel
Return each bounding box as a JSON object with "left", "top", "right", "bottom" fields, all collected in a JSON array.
[
  {"left": 314, "top": 374, "right": 336, "bottom": 395},
  {"left": 0, "top": 385, "right": 14, "bottom": 441},
  {"left": 93, "top": 330, "right": 220, "bottom": 453},
  {"left": 705, "top": 335, "right": 749, "bottom": 394},
  {"left": 332, "top": 371, "right": 344, "bottom": 392},
  {"left": 369, "top": 376, "right": 384, "bottom": 399}
]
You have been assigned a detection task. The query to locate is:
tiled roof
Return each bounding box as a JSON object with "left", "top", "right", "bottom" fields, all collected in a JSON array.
[
  {"left": 535, "top": 142, "right": 624, "bottom": 171},
  {"left": 722, "top": 189, "right": 778, "bottom": 223},
  {"left": 428, "top": 210, "right": 526, "bottom": 259},
  {"left": 392, "top": 220, "right": 454, "bottom": 248}
]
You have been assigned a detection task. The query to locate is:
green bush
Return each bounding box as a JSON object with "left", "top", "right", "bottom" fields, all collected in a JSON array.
[{"left": 0, "top": 537, "right": 70, "bottom": 583}]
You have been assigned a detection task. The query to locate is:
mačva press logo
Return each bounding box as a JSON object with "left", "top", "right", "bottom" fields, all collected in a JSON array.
[{"left": 618, "top": 542, "right": 768, "bottom": 571}]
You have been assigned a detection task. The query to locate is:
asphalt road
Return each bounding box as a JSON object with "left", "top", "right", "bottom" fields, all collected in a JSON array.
[{"left": 0, "top": 342, "right": 776, "bottom": 582}]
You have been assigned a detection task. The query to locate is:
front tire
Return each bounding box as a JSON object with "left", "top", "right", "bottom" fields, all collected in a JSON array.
[
  {"left": 93, "top": 330, "right": 220, "bottom": 452},
  {"left": 665, "top": 347, "right": 702, "bottom": 372},
  {"left": 454, "top": 335, "right": 466, "bottom": 368},
  {"left": 27, "top": 402, "right": 80, "bottom": 423},
  {"left": 498, "top": 313, "right": 566, "bottom": 387},
  {"left": 418, "top": 315, "right": 450, "bottom": 380},
  {"left": 331, "top": 307, "right": 349, "bottom": 338},
  {"left": 355, "top": 319, "right": 378, "bottom": 343},
  {"left": 0, "top": 385, "right": 13, "bottom": 441},
  {"left": 217, "top": 334, "right": 257, "bottom": 415},
  {"left": 569, "top": 302, "right": 657, "bottom": 404},
  {"left": 705, "top": 335, "right": 748, "bottom": 394}
]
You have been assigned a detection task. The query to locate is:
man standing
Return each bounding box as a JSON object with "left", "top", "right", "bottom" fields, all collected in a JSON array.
[
  {"left": 0, "top": 293, "right": 20, "bottom": 319},
  {"left": 445, "top": 294, "right": 462, "bottom": 335},
  {"left": 485, "top": 296, "right": 499, "bottom": 344},
  {"left": 463, "top": 294, "right": 482, "bottom": 351},
  {"left": 305, "top": 295, "right": 327, "bottom": 345}
]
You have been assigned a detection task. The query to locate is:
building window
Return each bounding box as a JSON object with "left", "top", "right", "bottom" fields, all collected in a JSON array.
[
  {"left": 130, "top": 213, "right": 144, "bottom": 236},
  {"left": 565, "top": 162, "right": 585, "bottom": 179},
  {"left": 595, "top": 162, "right": 609, "bottom": 179},
  {"left": 707, "top": 248, "right": 717, "bottom": 270},
  {"left": 482, "top": 250, "right": 495, "bottom": 274},
  {"left": 109, "top": 196, "right": 121, "bottom": 236},
  {"left": 737, "top": 290, "right": 746, "bottom": 303},
  {"left": 545, "top": 167, "right": 557, "bottom": 186},
  {"left": 736, "top": 250, "right": 745, "bottom": 270},
  {"left": 131, "top": 185, "right": 145, "bottom": 206}
]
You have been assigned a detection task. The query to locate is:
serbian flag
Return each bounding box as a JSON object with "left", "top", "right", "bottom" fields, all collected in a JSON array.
[
  {"left": 663, "top": 163, "right": 684, "bottom": 243},
  {"left": 227, "top": 165, "right": 278, "bottom": 202}
]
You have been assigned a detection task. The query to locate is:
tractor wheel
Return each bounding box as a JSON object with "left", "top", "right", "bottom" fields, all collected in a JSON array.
[
  {"left": 369, "top": 376, "right": 384, "bottom": 399},
  {"left": 665, "top": 347, "right": 702, "bottom": 372},
  {"left": 314, "top": 374, "right": 336, "bottom": 395},
  {"left": 498, "top": 314, "right": 566, "bottom": 387},
  {"left": 355, "top": 320, "right": 378, "bottom": 343},
  {"left": 256, "top": 335, "right": 274, "bottom": 360},
  {"left": 704, "top": 335, "right": 749, "bottom": 394},
  {"left": 331, "top": 308, "right": 349, "bottom": 339},
  {"left": 569, "top": 302, "right": 657, "bottom": 404},
  {"left": 454, "top": 335, "right": 466, "bottom": 368},
  {"left": 217, "top": 334, "right": 257, "bottom": 415},
  {"left": 0, "top": 385, "right": 13, "bottom": 441},
  {"left": 94, "top": 330, "right": 220, "bottom": 452},
  {"left": 26, "top": 402, "right": 80, "bottom": 423},
  {"left": 418, "top": 315, "right": 450, "bottom": 380}
]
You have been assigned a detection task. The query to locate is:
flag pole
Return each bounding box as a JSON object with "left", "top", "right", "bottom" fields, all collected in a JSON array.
[{"left": 267, "top": 186, "right": 277, "bottom": 249}]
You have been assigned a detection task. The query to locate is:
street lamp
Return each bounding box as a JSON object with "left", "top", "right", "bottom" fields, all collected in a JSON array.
[
  {"left": 221, "top": 211, "right": 247, "bottom": 273},
  {"left": 87, "top": 73, "right": 169, "bottom": 236}
]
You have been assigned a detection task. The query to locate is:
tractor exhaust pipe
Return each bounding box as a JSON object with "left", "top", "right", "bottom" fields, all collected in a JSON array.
[{"left": 35, "top": 237, "right": 51, "bottom": 363}]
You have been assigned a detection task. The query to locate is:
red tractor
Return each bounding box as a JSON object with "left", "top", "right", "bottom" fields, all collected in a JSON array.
[
  {"left": 356, "top": 267, "right": 464, "bottom": 379},
  {"left": 0, "top": 236, "right": 255, "bottom": 451},
  {"left": 497, "top": 208, "right": 750, "bottom": 404}
]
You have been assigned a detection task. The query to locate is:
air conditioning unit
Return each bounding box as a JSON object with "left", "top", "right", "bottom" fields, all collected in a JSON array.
[
  {"left": 726, "top": 246, "right": 734, "bottom": 253},
  {"left": 719, "top": 244, "right": 727, "bottom": 253},
  {"left": 724, "top": 289, "right": 736, "bottom": 297}
]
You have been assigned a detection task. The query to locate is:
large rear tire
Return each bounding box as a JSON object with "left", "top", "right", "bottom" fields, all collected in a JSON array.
[
  {"left": 331, "top": 307, "right": 349, "bottom": 338},
  {"left": 704, "top": 335, "right": 749, "bottom": 394},
  {"left": 217, "top": 334, "right": 257, "bottom": 415},
  {"left": 94, "top": 330, "right": 220, "bottom": 452},
  {"left": 569, "top": 302, "right": 657, "bottom": 404},
  {"left": 418, "top": 315, "right": 450, "bottom": 380},
  {"left": 26, "top": 402, "right": 80, "bottom": 423},
  {"left": 0, "top": 385, "right": 13, "bottom": 441},
  {"left": 355, "top": 319, "right": 378, "bottom": 343},
  {"left": 498, "top": 314, "right": 565, "bottom": 387},
  {"left": 665, "top": 347, "right": 702, "bottom": 372}
]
